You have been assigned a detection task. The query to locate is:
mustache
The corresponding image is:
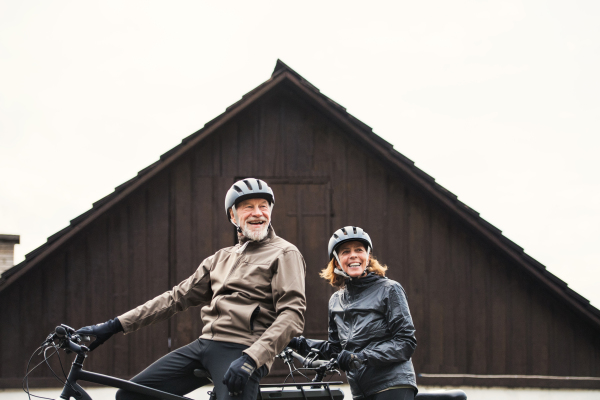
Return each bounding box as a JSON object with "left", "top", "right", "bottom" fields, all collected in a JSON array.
[{"left": 245, "top": 217, "right": 268, "bottom": 223}]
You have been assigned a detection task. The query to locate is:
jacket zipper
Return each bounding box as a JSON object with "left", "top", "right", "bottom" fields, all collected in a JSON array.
[
  {"left": 210, "top": 248, "right": 246, "bottom": 338},
  {"left": 344, "top": 285, "right": 366, "bottom": 398},
  {"left": 344, "top": 285, "right": 355, "bottom": 348}
]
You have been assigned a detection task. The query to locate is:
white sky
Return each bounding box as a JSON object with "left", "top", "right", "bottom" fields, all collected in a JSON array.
[{"left": 1, "top": 1, "right": 599, "bottom": 307}]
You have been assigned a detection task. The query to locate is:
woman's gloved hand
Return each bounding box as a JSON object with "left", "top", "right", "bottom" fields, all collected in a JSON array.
[
  {"left": 287, "top": 336, "right": 310, "bottom": 355},
  {"left": 223, "top": 354, "right": 257, "bottom": 396},
  {"left": 76, "top": 318, "right": 123, "bottom": 351},
  {"left": 336, "top": 350, "right": 366, "bottom": 372}
]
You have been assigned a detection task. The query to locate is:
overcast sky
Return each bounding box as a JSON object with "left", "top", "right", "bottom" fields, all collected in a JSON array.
[{"left": 1, "top": 1, "right": 599, "bottom": 307}]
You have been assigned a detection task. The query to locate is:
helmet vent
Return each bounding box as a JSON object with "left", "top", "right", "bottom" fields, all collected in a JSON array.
[
  {"left": 333, "top": 234, "right": 339, "bottom": 239},
  {"left": 257, "top": 180, "right": 263, "bottom": 189},
  {"left": 233, "top": 185, "right": 244, "bottom": 194},
  {"left": 341, "top": 227, "right": 348, "bottom": 235},
  {"left": 353, "top": 227, "right": 357, "bottom": 234},
  {"left": 242, "top": 180, "right": 253, "bottom": 190}
]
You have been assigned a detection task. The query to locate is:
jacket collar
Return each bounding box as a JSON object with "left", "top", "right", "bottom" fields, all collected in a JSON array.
[{"left": 345, "top": 272, "right": 382, "bottom": 289}]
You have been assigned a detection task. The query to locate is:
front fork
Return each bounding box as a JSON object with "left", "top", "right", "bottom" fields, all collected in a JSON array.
[{"left": 60, "top": 355, "right": 92, "bottom": 400}]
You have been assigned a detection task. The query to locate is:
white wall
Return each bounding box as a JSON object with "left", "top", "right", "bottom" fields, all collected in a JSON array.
[{"left": 3, "top": 385, "right": 600, "bottom": 400}]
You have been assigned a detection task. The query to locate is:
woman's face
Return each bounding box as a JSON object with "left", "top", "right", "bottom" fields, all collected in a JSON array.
[{"left": 336, "top": 241, "right": 370, "bottom": 278}]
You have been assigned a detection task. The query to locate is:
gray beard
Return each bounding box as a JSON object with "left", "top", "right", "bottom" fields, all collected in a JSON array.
[{"left": 241, "top": 222, "right": 269, "bottom": 241}]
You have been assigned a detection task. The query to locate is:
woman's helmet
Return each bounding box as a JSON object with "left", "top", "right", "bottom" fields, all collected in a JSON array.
[
  {"left": 224, "top": 179, "right": 275, "bottom": 229},
  {"left": 328, "top": 226, "right": 372, "bottom": 278},
  {"left": 328, "top": 226, "right": 373, "bottom": 259}
]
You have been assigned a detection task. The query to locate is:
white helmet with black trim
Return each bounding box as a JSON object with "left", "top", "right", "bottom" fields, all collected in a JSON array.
[
  {"left": 225, "top": 178, "right": 275, "bottom": 232},
  {"left": 328, "top": 226, "right": 373, "bottom": 278}
]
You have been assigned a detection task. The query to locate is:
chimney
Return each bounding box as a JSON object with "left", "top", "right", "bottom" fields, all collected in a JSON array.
[{"left": 0, "top": 234, "right": 20, "bottom": 274}]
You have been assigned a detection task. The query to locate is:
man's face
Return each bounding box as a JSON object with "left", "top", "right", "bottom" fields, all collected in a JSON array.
[{"left": 230, "top": 198, "right": 271, "bottom": 241}]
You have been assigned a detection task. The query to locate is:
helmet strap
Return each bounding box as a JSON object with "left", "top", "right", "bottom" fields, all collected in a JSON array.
[
  {"left": 332, "top": 250, "right": 350, "bottom": 278},
  {"left": 229, "top": 207, "right": 243, "bottom": 234}
]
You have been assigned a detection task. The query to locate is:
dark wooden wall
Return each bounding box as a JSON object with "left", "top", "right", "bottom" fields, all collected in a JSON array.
[{"left": 1, "top": 85, "right": 599, "bottom": 389}]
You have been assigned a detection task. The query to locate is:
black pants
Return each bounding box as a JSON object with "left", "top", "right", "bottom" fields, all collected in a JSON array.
[
  {"left": 116, "top": 339, "right": 268, "bottom": 400},
  {"left": 364, "top": 388, "right": 415, "bottom": 400}
]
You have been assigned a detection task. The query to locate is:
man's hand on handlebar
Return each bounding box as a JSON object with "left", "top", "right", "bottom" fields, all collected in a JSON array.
[
  {"left": 336, "top": 350, "right": 366, "bottom": 372},
  {"left": 75, "top": 318, "right": 123, "bottom": 351}
]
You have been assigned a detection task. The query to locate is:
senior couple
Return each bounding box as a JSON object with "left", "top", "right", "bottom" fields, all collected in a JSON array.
[{"left": 78, "top": 179, "right": 417, "bottom": 400}]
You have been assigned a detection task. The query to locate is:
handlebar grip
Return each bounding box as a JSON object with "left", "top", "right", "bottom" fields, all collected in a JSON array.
[
  {"left": 289, "top": 350, "right": 306, "bottom": 363},
  {"left": 55, "top": 326, "right": 67, "bottom": 338},
  {"left": 308, "top": 359, "right": 329, "bottom": 368},
  {"left": 64, "top": 338, "right": 88, "bottom": 354}
]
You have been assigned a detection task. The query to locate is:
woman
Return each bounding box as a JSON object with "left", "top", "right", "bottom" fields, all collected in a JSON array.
[{"left": 289, "top": 226, "right": 417, "bottom": 400}]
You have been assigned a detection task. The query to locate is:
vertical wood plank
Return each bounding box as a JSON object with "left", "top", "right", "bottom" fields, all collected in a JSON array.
[
  {"left": 108, "top": 204, "right": 130, "bottom": 378},
  {"left": 467, "top": 241, "right": 488, "bottom": 374},
  {"left": 146, "top": 171, "right": 170, "bottom": 362},
  {"left": 127, "top": 188, "right": 149, "bottom": 374},
  {"left": 171, "top": 157, "right": 195, "bottom": 349},
  {"left": 87, "top": 217, "right": 109, "bottom": 374},
  {"left": 489, "top": 254, "right": 508, "bottom": 374}
]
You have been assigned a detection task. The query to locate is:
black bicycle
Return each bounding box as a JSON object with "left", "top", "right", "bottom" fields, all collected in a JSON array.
[
  {"left": 24, "top": 325, "right": 345, "bottom": 400},
  {"left": 24, "top": 325, "right": 465, "bottom": 400}
]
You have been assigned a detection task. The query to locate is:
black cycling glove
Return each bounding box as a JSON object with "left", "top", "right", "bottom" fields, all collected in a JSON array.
[
  {"left": 336, "top": 350, "right": 366, "bottom": 372},
  {"left": 222, "top": 354, "right": 257, "bottom": 396},
  {"left": 287, "top": 336, "right": 311, "bottom": 355},
  {"left": 76, "top": 318, "right": 123, "bottom": 351}
]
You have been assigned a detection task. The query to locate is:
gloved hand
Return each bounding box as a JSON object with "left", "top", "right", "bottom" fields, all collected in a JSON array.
[
  {"left": 336, "top": 350, "right": 366, "bottom": 372},
  {"left": 222, "top": 354, "right": 257, "bottom": 396},
  {"left": 76, "top": 318, "right": 123, "bottom": 351},
  {"left": 287, "top": 336, "right": 310, "bottom": 355}
]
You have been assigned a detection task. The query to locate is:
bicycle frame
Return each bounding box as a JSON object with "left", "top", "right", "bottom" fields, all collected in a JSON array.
[
  {"left": 59, "top": 353, "right": 343, "bottom": 400},
  {"left": 59, "top": 354, "right": 191, "bottom": 400}
]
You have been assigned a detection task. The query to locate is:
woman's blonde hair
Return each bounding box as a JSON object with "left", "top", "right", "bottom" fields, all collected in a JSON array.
[{"left": 320, "top": 254, "right": 388, "bottom": 288}]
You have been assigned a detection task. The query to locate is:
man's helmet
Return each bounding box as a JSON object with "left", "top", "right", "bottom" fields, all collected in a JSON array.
[
  {"left": 225, "top": 178, "right": 275, "bottom": 221},
  {"left": 328, "top": 226, "right": 373, "bottom": 260},
  {"left": 328, "top": 226, "right": 372, "bottom": 279}
]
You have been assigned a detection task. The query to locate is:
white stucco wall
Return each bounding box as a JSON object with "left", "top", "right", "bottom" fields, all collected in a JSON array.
[{"left": 2, "top": 385, "right": 599, "bottom": 400}]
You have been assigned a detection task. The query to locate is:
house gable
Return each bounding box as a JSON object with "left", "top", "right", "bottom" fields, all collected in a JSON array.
[{"left": 1, "top": 61, "right": 599, "bottom": 389}]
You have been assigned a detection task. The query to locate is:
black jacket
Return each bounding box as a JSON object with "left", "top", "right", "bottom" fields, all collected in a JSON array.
[{"left": 306, "top": 274, "right": 417, "bottom": 398}]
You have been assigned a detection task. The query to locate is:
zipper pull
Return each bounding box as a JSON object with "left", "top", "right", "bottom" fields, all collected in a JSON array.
[{"left": 236, "top": 241, "right": 250, "bottom": 254}]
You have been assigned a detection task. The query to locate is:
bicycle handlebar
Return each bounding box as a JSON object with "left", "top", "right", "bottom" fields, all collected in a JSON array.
[
  {"left": 48, "top": 325, "right": 89, "bottom": 355},
  {"left": 287, "top": 349, "right": 329, "bottom": 368},
  {"left": 280, "top": 348, "right": 337, "bottom": 370}
]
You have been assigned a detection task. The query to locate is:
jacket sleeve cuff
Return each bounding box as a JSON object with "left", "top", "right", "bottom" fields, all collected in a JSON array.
[{"left": 243, "top": 342, "right": 271, "bottom": 368}]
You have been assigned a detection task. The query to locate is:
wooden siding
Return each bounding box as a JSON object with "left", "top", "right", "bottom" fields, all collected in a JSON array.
[{"left": 1, "top": 86, "right": 599, "bottom": 389}]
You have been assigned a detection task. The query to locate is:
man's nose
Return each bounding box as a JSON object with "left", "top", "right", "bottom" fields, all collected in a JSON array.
[{"left": 251, "top": 206, "right": 262, "bottom": 216}]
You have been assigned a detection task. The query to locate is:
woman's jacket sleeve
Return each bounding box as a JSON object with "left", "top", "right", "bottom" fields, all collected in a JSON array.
[{"left": 361, "top": 284, "right": 417, "bottom": 366}]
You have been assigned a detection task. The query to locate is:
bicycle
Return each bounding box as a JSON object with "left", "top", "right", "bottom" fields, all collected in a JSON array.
[
  {"left": 24, "top": 325, "right": 345, "bottom": 400},
  {"left": 24, "top": 325, "right": 466, "bottom": 400}
]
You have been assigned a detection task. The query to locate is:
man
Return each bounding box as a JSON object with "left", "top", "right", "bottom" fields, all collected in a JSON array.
[{"left": 77, "top": 178, "right": 307, "bottom": 400}]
